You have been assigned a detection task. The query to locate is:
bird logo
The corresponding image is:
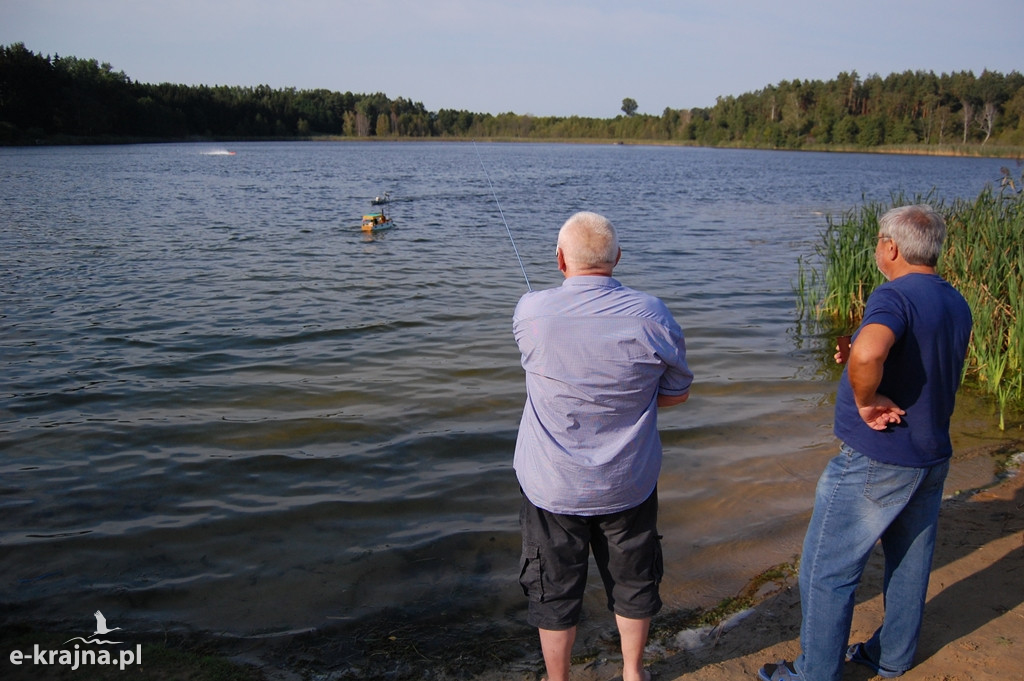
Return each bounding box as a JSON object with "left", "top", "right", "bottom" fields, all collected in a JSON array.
[
  {"left": 63, "top": 610, "right": 123, "bottom": 645},
  {"left": 92, "top": 611, "right": 122, "bottom": 636}
]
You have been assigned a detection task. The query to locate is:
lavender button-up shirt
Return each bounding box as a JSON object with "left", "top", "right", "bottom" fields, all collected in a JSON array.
[{"left": 513, "top": 276, "right": 693, "bottom": 515}]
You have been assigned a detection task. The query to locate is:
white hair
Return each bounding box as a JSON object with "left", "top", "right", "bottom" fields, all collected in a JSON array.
[
  {"left": 557, "top": 211, "right": 619, "bottom": 268},
  {"left": 879, "top": 204, "right": 946, "bottom": 267}
]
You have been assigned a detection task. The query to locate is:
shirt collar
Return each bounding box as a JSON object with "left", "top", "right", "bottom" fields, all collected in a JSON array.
[{"left": 562, "top": 275, "right": 620, "bottom": 288}]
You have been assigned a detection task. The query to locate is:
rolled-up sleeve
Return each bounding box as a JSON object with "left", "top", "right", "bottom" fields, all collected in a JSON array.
[{"left": 656, "top": 325, "right": 693, "bottom": 397}]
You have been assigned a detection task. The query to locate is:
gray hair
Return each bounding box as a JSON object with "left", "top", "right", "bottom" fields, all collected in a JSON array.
[
  {"left": 878, "top": 204, "right": 946, "bottom": 267},
  {"left": 557, "top": 211, "right": 619, "bottom": 268}
]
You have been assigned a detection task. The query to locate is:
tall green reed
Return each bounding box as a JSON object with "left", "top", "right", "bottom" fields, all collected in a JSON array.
[
  {"left": 942, "top": 175, "right": 1024, "bottom": 430},
  {"left": 796, "top": 176, "right": 1023, "bottom": 429}
]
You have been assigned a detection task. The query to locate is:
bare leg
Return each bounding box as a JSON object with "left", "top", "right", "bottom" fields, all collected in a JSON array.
[
  {"left": 615, "top": 614, "right": 651, "bottom": 681},
  {"left": 538, "top": 626, "right": 576, "bottom": 681}
]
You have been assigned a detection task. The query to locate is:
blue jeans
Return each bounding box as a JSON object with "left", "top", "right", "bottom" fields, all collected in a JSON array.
[{"left": 796, "top": 444, "right": 949, "bottom": 681}]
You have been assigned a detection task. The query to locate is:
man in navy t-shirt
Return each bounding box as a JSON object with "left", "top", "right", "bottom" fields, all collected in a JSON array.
[{"left": 760, "top": 205, "right": 972, "bottom": 681}]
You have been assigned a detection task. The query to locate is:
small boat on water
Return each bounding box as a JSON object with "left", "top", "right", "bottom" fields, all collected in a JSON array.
[
  {"left": 370, "top": 191, "right": 391, "bottom": 205},
  {"left": 361, "top": 211, "right": 393, "bottom": 231}
]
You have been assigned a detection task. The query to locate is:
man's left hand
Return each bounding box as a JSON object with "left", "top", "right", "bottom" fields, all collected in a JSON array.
[{"left": 858, "top": 394, "right": 905, "bottom": 430}]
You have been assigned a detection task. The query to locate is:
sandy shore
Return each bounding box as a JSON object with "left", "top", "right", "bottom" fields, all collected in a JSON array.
[
  {"left": 468, "top": 449, "right": 1024, "bottom": 681},
  {"left": 654, "top": 460, "right": 1023, "bottom": 681}
]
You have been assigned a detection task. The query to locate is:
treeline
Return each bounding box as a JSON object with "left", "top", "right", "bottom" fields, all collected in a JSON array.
[{"left": 3, "top": 42, "right": 1024, "bottom": 149}]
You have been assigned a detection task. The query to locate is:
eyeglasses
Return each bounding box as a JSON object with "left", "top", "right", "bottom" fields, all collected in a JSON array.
[{"left": 877, "top": 235, "right": 892, "bottom": 242}]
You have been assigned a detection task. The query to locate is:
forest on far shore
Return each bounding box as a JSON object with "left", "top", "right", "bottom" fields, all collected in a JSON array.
[{"left": 2, "top": 42, "right": 1023, "bottom": 152}]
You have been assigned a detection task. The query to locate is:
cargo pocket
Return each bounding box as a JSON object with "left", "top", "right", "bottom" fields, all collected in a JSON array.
[
  {"left": 652, "top": 534, "right": 664, "bottom": 585},
  {"left": 519, "top": 544, "right": 544, "bottom": 601}
]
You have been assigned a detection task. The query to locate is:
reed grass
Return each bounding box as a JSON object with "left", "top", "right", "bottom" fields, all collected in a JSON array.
[{"left": 796, "top": 172, "right": 1024, "bottom": 429}]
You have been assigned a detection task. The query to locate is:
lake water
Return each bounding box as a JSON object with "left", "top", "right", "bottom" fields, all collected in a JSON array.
[{"left": 0, "top": 142, "right": 1015, "bottom": 662}]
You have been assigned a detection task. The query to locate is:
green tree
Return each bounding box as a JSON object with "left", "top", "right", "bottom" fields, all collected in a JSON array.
[
  {"left": 833, "top": 115, "right": 859, "bottom": 144},
  {"left": 621, "top": 97, "right": 638, "bottom": 117},
  {"left": 948, "top": 71, "right": 979, "bottom": 144},
  {"left": 857, "top": 115, "right": 885, "bottom": 146}
]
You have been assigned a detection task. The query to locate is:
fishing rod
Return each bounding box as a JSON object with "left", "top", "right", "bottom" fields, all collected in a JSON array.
[{"left": 473, "top": 142, "right": 533, "bottom": 292}]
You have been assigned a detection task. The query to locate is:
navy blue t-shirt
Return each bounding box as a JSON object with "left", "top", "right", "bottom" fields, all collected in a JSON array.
[{"left": 834, "top": 273, "right": 972, "bottom": 467}]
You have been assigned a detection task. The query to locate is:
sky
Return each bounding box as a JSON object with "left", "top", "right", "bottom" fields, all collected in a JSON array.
[{"left": 3, "top": 0, "right": 1023, "bottom": 119}]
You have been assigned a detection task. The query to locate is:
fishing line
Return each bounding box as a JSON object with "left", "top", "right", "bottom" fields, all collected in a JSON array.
[{"left": 473, "top": 142, "right": 532, "bottom": 291}]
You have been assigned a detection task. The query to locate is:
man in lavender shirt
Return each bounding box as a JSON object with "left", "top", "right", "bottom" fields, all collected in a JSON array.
[{"left": 513, "top": 211, "right": 693, "bottom": 681}]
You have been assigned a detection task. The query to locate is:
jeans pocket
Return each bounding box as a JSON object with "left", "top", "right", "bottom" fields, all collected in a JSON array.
[{"left": 863, "top": 460, "right": 923, "bottom": 507}]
